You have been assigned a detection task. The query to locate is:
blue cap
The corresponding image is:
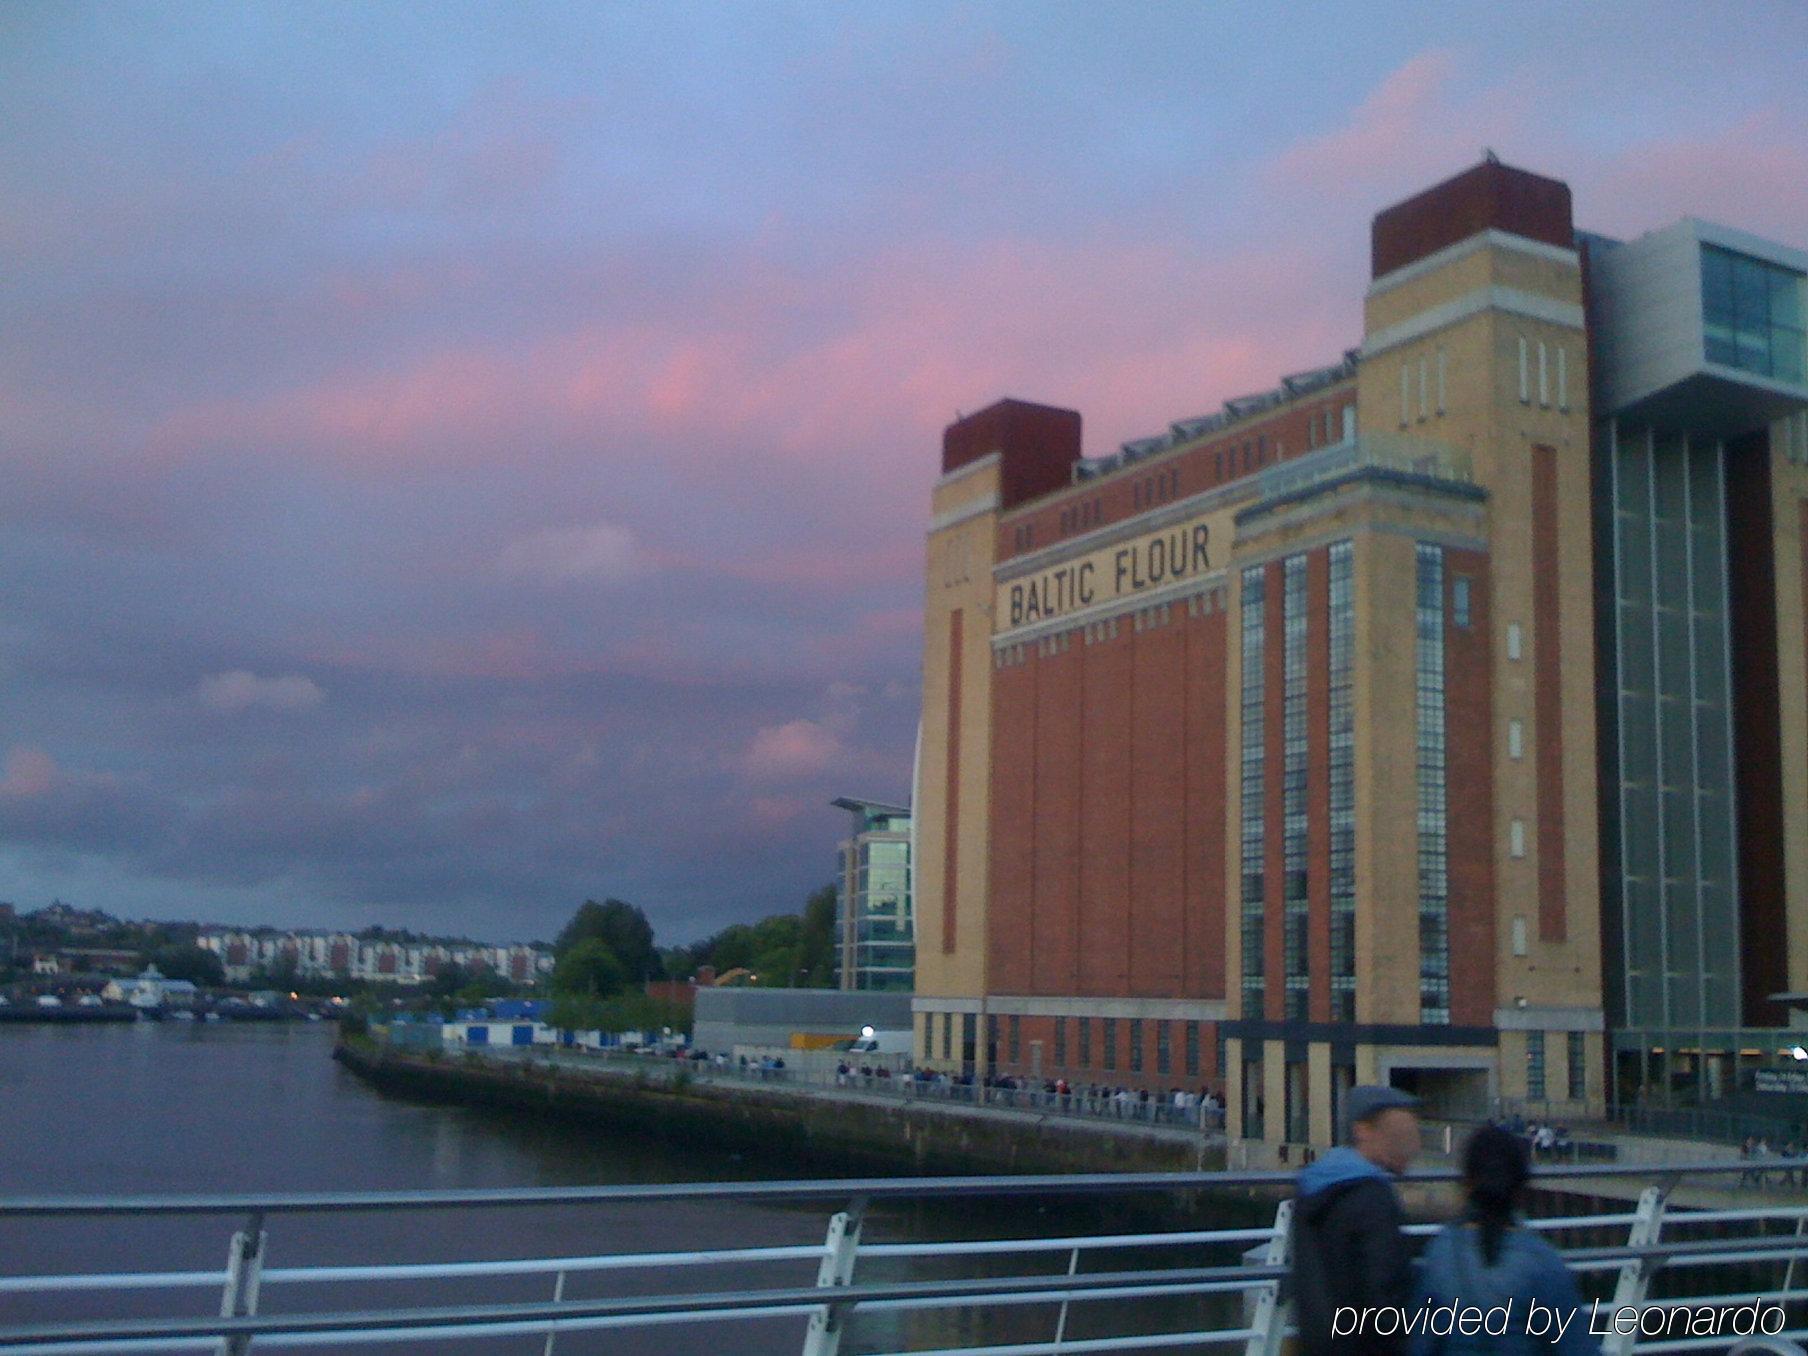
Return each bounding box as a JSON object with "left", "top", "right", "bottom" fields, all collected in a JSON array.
[{"left": 1344, "top": 1084, "right": 1420, "bottom": 1131}]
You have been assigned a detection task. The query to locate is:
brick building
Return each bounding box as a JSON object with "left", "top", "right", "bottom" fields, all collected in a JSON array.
[{"left": 912, "top": 158, "right": 1808, "bottom": 1147}]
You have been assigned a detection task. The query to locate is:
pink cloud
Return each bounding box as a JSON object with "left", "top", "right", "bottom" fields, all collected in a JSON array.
[
  {"left": 1265, "top": 50, "right": 1535, "bottom": 204},
  {"left": 0, "top": 748, "right": 65, "bottom": 799},
  {"left": 742, "top": 719, "right": 845, "bottom": 782},
  {"left": 1580, "top": 109, "right": 1808, "bottom": 242}
]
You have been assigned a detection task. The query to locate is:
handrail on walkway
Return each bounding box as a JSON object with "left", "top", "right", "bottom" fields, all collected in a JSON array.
[{"left": 2, "top": 1161, "right": 1806, "bottom": 1356}]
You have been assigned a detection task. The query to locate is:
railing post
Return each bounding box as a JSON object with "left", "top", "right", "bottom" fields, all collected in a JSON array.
[
  {"left": 541, "top": 1268, "right": 567, "bottom": 1356},
  {"left": 217, "top": 1211, "right": 266, "bottom": 1356},
  {"left": 1603, "top": 1185, "right": 1667, "bottom": 1356},
  {"left": 1243, "top": 1198, "right": 1293, "bottom": 1356},
  {"left": 1052, "top": 1245, "right": 1082, "bottom": 1349},
  {"left": 801, "top": 1195, "right": 867, "bottom": 1356}
]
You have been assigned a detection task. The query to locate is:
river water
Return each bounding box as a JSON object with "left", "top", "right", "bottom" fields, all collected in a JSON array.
[{"left": 0, "top": 1021, "right": 1260, "bottom": 1354}]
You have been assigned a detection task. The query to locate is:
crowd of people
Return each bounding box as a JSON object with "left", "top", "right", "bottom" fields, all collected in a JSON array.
[
  {"left": 891, "top": 1068, "right": 1227, "bottom": 1128},
  {"left": 1740, "top": 1134, "right": 1803, "bottom": 1187}
]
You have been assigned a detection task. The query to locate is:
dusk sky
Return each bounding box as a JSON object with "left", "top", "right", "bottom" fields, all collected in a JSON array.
[{"left": 3, "top": 2, "right": 1805, "bottom": 946}]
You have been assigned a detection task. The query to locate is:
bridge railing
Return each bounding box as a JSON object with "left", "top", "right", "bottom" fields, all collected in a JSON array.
[{"left": 2, "top": 1163, "right": 1805, "bottom": 1356}]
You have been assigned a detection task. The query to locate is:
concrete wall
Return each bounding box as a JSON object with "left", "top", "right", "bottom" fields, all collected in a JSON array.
[
  {"left": 692, "top": 987, "right": 912, "bottom": 1055},
  {"left": 336, "top": 1042, "right": 1226, "bottom": 1180}
]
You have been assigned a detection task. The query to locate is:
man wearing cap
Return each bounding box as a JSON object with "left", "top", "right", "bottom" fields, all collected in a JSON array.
[{"left": 1287, "top": 1085, "right": 1422, "bottom": 1355}]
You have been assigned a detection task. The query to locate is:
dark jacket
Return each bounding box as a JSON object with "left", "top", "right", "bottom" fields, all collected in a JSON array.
[
  {"left": 1289, "top": 1148, "right": 1415, "bottom": 1356},
  {"left": 1411, "top": 1220, "right": 1599, "bottom": 1356}
]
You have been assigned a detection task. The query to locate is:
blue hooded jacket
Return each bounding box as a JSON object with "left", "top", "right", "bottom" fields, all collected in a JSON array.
[
  {"left": 1411, "top": 1220, "right": 1600, "bottom": 1356},
  {"left": 1290, "top": 1149, "right": 1415, "bottom": 1355},
  {"left": 1298, "top": 1146, "right": 1393, "bottom": 1197}
]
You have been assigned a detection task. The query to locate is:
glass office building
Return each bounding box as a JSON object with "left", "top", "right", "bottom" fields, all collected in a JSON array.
[
  {"left": 830, "top": 797, "right": 914, "bottom": 992},
  {"left": 1587, "top": 221, "right": 1808, "bottom": 1109}
]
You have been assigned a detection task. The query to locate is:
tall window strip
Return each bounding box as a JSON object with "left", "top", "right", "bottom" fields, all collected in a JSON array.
[
  {"left": 1538, "top": 341, "right": 1550, "bottom": 406},
  {"left": 1418, "top": 356, "right": 1428, "bottom": 420},
  {"left": 1556, "top": 346, "right": 1568, "bottom": 411},
  {"left": 1527, "top": 1030, "right": 1547, "bottom": 1101},
  {"left": 1518, "top": 337, "right": 1530, "bottom": 403},
  {"left": 1328, "top": 541, "right": 1357, "bottom": 1022},
  {"left": 1399, "top": 364, "right": 1411, "bottom": 428},
  {"left": 1567, "top": 1031, "right": 1585, "bottom": 1101},
  {"left": 1416, "top": 543, "right": 1452, "bottom": 1025},
  {"left": 1053, "top": 1017, "right": 1067, "bottom": 1067},
  {"left": 1436, "top": 347, "right": 1447, "bottom": 415},
  {"left": 1282, "top": 554, "right": 1310, "bottom": 1021},
  {"left": 1240, "top": 565, "right": 1268, "bottom": 1018}
]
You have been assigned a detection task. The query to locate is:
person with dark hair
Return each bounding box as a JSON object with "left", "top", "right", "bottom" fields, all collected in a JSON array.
[
  {"left": 1412, "top": 1125, "right": 1599, "bottom": 1355},
  {"left": 1289, "top": 1086, "right": 1421, "bottom": 1355}
]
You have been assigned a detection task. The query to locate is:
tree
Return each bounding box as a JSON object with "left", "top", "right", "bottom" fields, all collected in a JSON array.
[
  {"left": 149, "top": 944, "right": 224, "bottom": 988},
  {"left": 551, "top": 938, "right": 627, "bottom": 1001},
  {"left": 797, "top": 884, "right": 837, "bottom": 987},
  {"left": 555, "top": 899, "right": 659, "bottom": 980}
]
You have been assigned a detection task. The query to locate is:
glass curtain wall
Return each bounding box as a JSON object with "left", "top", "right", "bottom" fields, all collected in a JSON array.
[{"left": 1605, "top": 422, "right": 1740, "bottom": 1036}]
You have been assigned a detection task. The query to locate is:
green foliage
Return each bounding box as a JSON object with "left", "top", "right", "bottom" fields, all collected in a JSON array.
[
  {"left": 555, "top": 899, "right": 660, "bottom": 980},
  {"left": 148, "top": 944, "right": 224, "bottom": 987},
  {"left": 551, "top": 939, "right": 627, "bottom": 1000},
  {"left": 546, "top": 987, "right": 691, "bottom": 1038}
]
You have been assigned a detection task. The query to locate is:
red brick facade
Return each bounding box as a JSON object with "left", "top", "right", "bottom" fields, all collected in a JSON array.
[{"left": 987, "top": 603, "right": 1228, "bottom": 1002}]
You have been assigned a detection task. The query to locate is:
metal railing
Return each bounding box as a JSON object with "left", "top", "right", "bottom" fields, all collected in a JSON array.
[
  {"left": 4, "top": 1162, "right": 1808, "bottom": 1355},
  {"left": 467, "top": 1043, "right": 1229, "bottom": 1134}
]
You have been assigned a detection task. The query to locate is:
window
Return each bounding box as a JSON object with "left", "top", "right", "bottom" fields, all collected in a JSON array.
[
  {"left": 1518, "top": 337, "right": 1530, "bottom": 403},
  {"left": 1510, "top": 818, "right": 1527, "bottom": 858},
  {"left": 1078, "top": 1016, "right": 1091, "bottom": 1068},
  {"left": 1008, "top": 1014, "right": 1020, "bottom": 1065},
  {"left": 1416, "top": 544, "right": 1451, "bottom": 1024},
  {"left": 1101, "top": 1017, "right": 1118, "bottom": 1072},
  {"left": 1453, "top": 576, "right": 1472, "bottom": 628},
  {"left": 1567, "top": 1032, "right": 1586, "bottom": 1102},
  {"left": 1400, "top": 363, "right": 1411, "bottom": 427},
  {"left": 961, "top": 1013, "right": 976, "bottom": 1065},
  {"left": 942, "top": 1012, "right": 953, "bottom": 1061},
  {"left": 1556, "top": 346, "right": 1569, "bottom": 411},
  {"left": 1342, "top": 404, "right": 1356, "bottom": 441},
  {"left": 986, "top": 1013, "right": 998, "bottom": 1064},
  {"left": 1702, "top": 243, "right": 1806, "bottom": 383},
  {"left": 1527, "top": 1031, "right": 1546, "bottom": 1101},
  {"left": 1328, "top": 541, "right": 1357, "bottom": 1021},
  {"left": 1507, "top": 622, "right": 1523, "bottom": 661},
  {"left": 1241, "top": 565, "right": 1268, "bottom": 1018},
  {"left": 1054, "top": 1017, "right": 1067, "bottom": 1066},
  {"left": 1436, "top": 347, "right": 1447, "bottom": 415},
  {"left": 1282, "top": 553, "right": 1310, "bottom": 1021},
  {"left": 1512, "top": 915, "right": 1528, "bottom": 956},
  {"left": 1508, "top": 719, "right": 1524, "bottom": 760},
  {"left": 1156, "top": 1021, "right": 1171, "bottom": 1075},
  {"left": 1418, "top": 355, "right": 1428, "bottom": 421},
  {"left": 1538, "top": 341, "right": 1550, "bottom": 407},
  {"left": 1185, "top": 1021, "right": 1200, "bottom": 1077},
  {"left": 1128, "top": 1018, "right": 1143, "bottom": 1073}
]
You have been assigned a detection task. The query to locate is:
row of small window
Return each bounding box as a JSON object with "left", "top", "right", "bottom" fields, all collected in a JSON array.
[
  {"left": 1517, "top": 337, "right": 1571, "bottom": 412},
  {"left": 1305, "top": 405, "right": 1355, "bottom": 450},
  {"left": 1133, "top": 468, "right": 1182, "bottom": 511},
  {"left": 1524, "top": 1030, "right": 1589, "bottom": 1102},
  {"left": 996, "top": 589, "right": 1229, "bottom": 668},
  {"left": 1056, "top": 498, "right": 1105, "bottom": 539},
  {"left": 971, "top": 1014, "right": 1212, "bottom": 1077}
]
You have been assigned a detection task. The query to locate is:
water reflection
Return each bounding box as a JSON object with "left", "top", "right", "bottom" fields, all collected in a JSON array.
[{"left": 0, "top": 1022, "right": 1262, "bottom": 1354}]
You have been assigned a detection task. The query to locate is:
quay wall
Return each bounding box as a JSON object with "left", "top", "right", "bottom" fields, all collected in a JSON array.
[{"left": 333, "top": 1042, "right": 1226, "bottom": 1179}]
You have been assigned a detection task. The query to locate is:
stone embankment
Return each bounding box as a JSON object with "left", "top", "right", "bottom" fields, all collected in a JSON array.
[{"left": 334, "top": 1041, "right": 1227, "bottom": 1178}]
